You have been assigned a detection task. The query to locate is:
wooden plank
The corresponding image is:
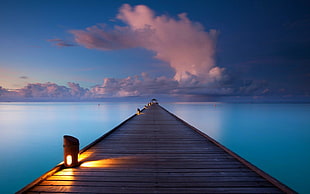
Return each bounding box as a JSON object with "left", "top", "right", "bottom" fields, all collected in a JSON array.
[
  {"left": 54, "top": 171, "right": 259, "bottom": 177},
  {"left": 29, "top": 186, "right": 284, "bottom": 193},
  {"left": 60, "top": 168, "right": 254, "bottom": 173},
  {"left": 38, "top": 180, "right": 276, "bottom": 189},
  {"left": 46, "top": 176, "right": 268, "bottom": 183}
]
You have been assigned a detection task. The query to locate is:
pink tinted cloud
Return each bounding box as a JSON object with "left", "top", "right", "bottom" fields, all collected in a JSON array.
[
  {"left": 19, "top": 82, "right": 70, "bottom": 98},
  {"left": 15, "top": 82, "right": 88, "bottom": 99},
  {"left": 70, "top": 24, "right": 149, "bottom": 50},
  {"left": 70, "top": 4, "right": 222, "bottom": 84},
  {"left": 88, "top": 73, "right": 178, "bottom": 98}
]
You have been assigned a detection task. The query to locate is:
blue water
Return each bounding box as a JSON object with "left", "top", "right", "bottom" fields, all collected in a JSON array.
[{"left": 0, "top": 102, "right": 309, "bottom": 193}]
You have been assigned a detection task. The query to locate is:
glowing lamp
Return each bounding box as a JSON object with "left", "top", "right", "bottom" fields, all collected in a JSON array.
[{"left": 63, "top": 135, "right": 79, "bottom": 168}]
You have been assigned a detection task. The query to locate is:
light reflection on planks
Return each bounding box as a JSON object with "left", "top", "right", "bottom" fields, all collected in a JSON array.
[{"left": 80, "top": 156, "right": 142, "bottom": 168}]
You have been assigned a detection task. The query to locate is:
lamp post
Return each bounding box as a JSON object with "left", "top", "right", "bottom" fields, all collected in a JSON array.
[{"left": 63, "top": 135, "right": 79, "bottom": 168}]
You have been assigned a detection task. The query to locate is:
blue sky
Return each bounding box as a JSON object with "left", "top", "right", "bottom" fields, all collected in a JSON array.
[{"left": 0, "top": 0, "right": 309, "bottom": 101}]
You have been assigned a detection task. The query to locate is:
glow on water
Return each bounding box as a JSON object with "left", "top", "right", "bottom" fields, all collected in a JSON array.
[{"left": 0, "top": 102, "right": 309, "bottom": 193}]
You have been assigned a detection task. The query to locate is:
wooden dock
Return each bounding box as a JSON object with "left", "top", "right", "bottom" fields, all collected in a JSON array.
[{"left": 18, "top": 103, "right": 296, "bottom": 193}]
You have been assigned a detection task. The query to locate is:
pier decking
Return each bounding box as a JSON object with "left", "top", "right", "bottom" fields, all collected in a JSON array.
[{"left": 18, "top": 103, "right": 295, "bottom": 193}]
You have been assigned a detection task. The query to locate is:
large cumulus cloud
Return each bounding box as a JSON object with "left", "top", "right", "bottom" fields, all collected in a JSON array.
[{"left": 70, "top": 4, "right": 222, "bottom": 84}]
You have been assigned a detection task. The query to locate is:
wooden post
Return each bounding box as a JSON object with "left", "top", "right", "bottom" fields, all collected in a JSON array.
[{"left": 63, "top": 135, "right": 79, "bottom": 167}]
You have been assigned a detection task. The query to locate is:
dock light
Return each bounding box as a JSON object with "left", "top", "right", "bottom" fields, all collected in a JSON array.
[
  {"left": 63, "top": 135, "right": 79, "bottom": 168},
  {"left": 137, "top": 108, "right": 141, "bottom": 115}
]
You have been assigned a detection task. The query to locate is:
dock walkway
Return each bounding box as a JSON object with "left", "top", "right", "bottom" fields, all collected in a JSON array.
[{"left": 18, "top": 103, "right": 295, "bottom": 193}]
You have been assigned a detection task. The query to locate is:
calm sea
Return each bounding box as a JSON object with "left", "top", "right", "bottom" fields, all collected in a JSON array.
[{"left": 0, "top": 102, "right": 309, "bottom": 193}]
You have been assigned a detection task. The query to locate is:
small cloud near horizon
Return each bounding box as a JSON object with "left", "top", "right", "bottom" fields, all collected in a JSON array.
[
  {"left": 19, "top": 76, "right": 29, "bottom": 79},
  {"left": 47, "top": 39, "right": 76, "bottom": 47}
]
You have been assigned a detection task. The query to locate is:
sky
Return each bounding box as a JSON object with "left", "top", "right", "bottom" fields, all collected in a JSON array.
[{"left": 0, "top": 0, "right": 309, "bottom": 102}]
